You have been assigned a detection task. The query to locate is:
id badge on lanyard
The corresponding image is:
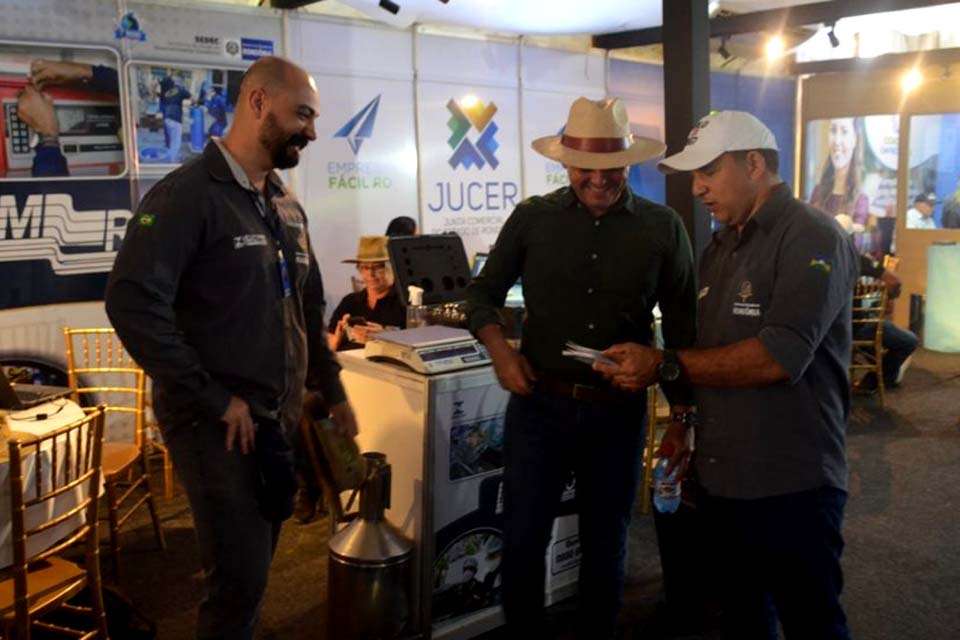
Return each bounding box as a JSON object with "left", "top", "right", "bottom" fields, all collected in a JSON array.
[{"left": 253, "top": 193, "right": 293, "bottom": 299}]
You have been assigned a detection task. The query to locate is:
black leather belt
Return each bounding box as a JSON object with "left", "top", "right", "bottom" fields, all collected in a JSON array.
[{"left": 536, "top": 377, "right": 635, "bottom": 403}]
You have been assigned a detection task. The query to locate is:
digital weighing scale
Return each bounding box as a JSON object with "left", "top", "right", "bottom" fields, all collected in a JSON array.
[{"left": 364, "top": 325, "right": 490, "bottom": 375}]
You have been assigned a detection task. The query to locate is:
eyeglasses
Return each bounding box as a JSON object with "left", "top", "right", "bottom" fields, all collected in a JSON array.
[{"left": 358, "top": 263, "right": 387, "bottom": 273}]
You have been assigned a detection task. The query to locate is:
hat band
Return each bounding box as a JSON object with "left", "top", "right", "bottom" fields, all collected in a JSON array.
[{"left": 561, "top": 135, "right": 631, "bottom": 153}]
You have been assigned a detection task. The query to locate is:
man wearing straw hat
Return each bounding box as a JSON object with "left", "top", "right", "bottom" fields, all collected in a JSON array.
[
  {"left": 328, "top": 235, "right": 405, "bottom": 352},
  {"left": 466, "top": 97, "right": 697, "bottom": 638},
  {"left": 595, "top": 111, "right": 857, "bottom": 639}
]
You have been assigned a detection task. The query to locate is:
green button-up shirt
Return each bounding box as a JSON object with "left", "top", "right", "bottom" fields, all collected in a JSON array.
[{"left": 466, "top": 186, "right": 697, "bottom": 400}]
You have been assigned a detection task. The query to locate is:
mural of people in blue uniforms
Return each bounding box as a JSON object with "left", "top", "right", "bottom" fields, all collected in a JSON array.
[
  {"left": 202, "top": 85, "right": 229, "bottom": 138},
  {"left": 157, "top": 75, "right": 192, "bottom": 162}
]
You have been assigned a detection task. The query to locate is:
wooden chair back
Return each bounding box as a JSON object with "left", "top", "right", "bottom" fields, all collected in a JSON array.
[
  {"left": 5, "top": 406, "right": 107, "bottom": 639},
  {"left": 851, "top": 279, "right": 889, "bottom": 405},
  {"left": 63, "top": 328, "right": 145, "bottom": 448}
]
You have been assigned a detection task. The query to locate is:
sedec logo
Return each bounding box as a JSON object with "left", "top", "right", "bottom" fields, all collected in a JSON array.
[
  {"left": 446, "top": 96, "right": 499, "bottom": 170},
  {"left": 333, "top": 95, "right": 381, "bottom": 155}
]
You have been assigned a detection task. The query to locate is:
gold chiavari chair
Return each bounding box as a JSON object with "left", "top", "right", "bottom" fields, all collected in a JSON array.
[
  {"left": 851, "top": 280, "right": 889, "bottom": 406},
  {"left": 0, "top": 406, "right": 109, "bottom": 639},
  {"left": 63, "top": 328, "right": 165, "bottom": 584}
]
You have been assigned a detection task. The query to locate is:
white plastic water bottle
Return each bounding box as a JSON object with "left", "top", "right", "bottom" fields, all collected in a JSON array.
[{"left": 653, "top": 443, "right": 681, "bottom": 514}]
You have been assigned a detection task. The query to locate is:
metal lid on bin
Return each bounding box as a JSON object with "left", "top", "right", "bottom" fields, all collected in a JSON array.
[{"left": 329, "top": 519, "right": 413, "bottom": 565}]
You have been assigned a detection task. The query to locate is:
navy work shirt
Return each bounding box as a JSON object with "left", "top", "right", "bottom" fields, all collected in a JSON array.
[{"left": 694, "top": 184, "right": 859, "bottom": 499}]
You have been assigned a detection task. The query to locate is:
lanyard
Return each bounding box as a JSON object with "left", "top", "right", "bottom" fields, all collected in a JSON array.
[{"left": 249, "top": 190, "right": 293, "bottom": 299}]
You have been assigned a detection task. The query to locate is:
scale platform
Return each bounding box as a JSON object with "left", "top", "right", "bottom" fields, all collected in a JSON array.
[{"left": 364, "top": 326, "right": 490, "bottom": 375}]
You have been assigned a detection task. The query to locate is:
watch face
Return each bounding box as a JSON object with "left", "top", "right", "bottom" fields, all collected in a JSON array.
[{"left": 660, "top": 361, "right": 681, "bottom": 382}]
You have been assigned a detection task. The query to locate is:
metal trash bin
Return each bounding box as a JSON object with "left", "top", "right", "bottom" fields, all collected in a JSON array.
[{"left": 328, "top": 452, "right": 413, "bottom": 639}]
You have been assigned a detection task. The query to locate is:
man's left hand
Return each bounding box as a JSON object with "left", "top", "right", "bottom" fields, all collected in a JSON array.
[
  {"left": 329, "top": 400, "right": 359, "bottom": 438},
  {"left": 593, "top": 343, "right": 661, "bottom": 391}
]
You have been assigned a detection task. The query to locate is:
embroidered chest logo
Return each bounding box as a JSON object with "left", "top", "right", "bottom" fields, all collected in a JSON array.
[
  {"left": 732, "top": 280, "right": 761, "bottom": 317},
  {"left": 233, "top": 234, "right": 268, "bottom": 249}
]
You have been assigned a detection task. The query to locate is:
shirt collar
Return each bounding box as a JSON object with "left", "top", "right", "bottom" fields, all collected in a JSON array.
[
  {"left": 208, "top": 139, "right": 286, "bottom": 195},
  {"left": 561, "top": 184, "right": 634, "bottom": 216},
  {"left": 710, "top": 183, "right": 793, "bottom": 248},
  {"left": 748, "top": 182, "right": 792, "bottom": 233}
]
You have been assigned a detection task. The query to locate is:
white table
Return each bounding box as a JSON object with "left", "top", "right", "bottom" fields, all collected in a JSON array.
[{"left": 0, "top": 399, "right": 91, "bottom": 569}]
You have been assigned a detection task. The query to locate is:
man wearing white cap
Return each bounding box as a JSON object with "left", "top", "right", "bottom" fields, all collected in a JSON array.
[
  {"left": 466, "top": 97, "right": 697, "bottom": 638},
  {"left": 595, "top": 110, "right": 857, "bottom": 639}
]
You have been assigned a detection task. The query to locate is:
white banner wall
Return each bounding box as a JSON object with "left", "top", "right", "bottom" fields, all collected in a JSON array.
[
  {"left": 287, "top": 17, "right": 418, "bottom": 308},
  {"left": 416, "top": 35, "right": 522, "bottom": 259},
  {"left": 304, "top": 73, "right": 419, "bottom": 305}
]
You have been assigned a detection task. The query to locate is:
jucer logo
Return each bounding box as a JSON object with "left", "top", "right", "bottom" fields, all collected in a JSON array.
[
  {"left": 446, "top": 96, "right": 499, "bottom": 170},
  {"left": 333, "top": 95, "right": 381, "bottom": 155}
]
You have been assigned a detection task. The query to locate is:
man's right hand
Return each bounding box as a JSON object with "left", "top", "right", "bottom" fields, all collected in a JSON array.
[
  {"left": 491, "top": 348, "right": 537, "bottom": 395},
  {"left": 221, "top": 396, "right": 255, "bottom": 454},
  {"left": 17, "top": 85, "right": 58, "bottom": 137},
  {"left": 478, "top": 324, "right": 536, "bottom": 395}
]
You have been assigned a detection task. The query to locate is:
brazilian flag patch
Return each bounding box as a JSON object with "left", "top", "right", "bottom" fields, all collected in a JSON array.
[
  {"left": 137, "top": 213, "right": 157, "bottom": 227},
  {"left": 808, "top": 257, "right": 832, "bottom": 273}
]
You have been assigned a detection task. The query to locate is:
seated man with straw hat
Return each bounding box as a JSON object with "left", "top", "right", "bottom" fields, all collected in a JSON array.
[
  {"left": 466, "top": 97, "right": 697, "bottom": 639},
  {"left": 328, "top": 235, "right": 405, "bottom": 351}
]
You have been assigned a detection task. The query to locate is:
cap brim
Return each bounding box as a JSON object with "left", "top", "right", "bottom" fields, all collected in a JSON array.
[
  {"left": 657, "top": 144, "right": 726, "bottom": 174},
  {"left": 531, "top": 135, "right": 666, "bottom": 170}
]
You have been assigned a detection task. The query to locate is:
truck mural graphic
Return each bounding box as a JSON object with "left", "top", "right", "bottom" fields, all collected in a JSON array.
[
  {"left": 0, "top": 179, "right": 133, "bottom": 308},
  {"left": 1, "top": 192, "right": 131, "bottom": 275}
]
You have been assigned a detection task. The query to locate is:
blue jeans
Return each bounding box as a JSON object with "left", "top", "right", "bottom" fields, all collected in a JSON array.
[
  {"left": 700, "top": 486, "right": 850, "bottom": 640},
  {"left": 501, "top": 391, "right": 647, "bottom": 640},
  {"left": 164, "top": 118, "right": 183, "bottom": 162},
  {"left": 853, "top": 320, "right": 918, "bottom": 385}
]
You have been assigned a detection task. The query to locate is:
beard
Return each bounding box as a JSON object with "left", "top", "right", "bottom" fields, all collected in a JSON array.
[{"left": 259, "top": 112, "right": 310, "bottom": 170}]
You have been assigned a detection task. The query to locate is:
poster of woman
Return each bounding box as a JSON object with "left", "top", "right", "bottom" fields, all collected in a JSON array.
[{"left": 804, "top": 115, "right": 900, "bottom": 256}]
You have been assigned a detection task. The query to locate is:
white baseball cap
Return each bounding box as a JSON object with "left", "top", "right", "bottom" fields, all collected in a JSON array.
[{"left": 658, "top": 110, "right": 779, "bottom": 173}]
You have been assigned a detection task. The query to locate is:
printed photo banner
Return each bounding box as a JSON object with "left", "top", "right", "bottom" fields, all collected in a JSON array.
[
  {"left": 803, "top": 115, "right": 900, "bottom": 256},
  {"left": 0, "top": 41, "right": 125, "bottom": 181},
  {"left": 417, "top": 81, "right": 522, "bottom": 260},
  {"left": 127, "top": 61, "right": 245, "bottom": 172},
  {"left": 302, "top": 72, "right": 419, "bottom": 307},
  {"left": 907, "top": 113, "right": 960, "bottom": 230}
]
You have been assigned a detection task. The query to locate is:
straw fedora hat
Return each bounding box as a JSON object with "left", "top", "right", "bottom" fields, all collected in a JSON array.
[
  {"left": 341, "top": 235, "right": 389, "bottom": 264},
  {"left": 531, "top": 97, "right": 666, "bottom": 170}
]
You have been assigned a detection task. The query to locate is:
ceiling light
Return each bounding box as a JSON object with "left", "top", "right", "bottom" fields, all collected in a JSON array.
[
  {"left": 379, "top": 0, "right": 400, "bottom": 14},
  {"left": 827, "top": 22, "right": 840, "bottom": 48},
  {"left": 901, "top": 68, "right": 923, "bottom": 92},
  {"left": 764, "top": 35, "right": 785, "bottom": 60}
]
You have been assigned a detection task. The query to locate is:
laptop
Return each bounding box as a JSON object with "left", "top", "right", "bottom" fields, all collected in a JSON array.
[{"left": 0, "top": 368, "right": 73, "bottom": 410}]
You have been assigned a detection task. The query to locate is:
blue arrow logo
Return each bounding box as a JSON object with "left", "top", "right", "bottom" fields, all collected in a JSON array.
[{"left": 333, "top": 95, "right": 381, "bottom": 155}]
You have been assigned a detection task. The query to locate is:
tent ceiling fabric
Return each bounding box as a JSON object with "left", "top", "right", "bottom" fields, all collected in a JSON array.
[{"left": 208, "top": 0, "right": 826, "bottom": 35}]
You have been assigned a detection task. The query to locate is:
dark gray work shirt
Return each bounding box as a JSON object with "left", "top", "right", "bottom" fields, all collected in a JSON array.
[
  {"left": 694, "top": 184, "right": 859, "bottom": 499},
  {"left": 466, "top": 186, "right": 697, "bottom": 402},
  {"left": 106, "top": 142, "right": 345, "bottom": 433}
]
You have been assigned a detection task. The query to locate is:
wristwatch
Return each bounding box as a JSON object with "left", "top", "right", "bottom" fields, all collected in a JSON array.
[{"left": 657, "top": 349, "right": 682, "bottom": 383}]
